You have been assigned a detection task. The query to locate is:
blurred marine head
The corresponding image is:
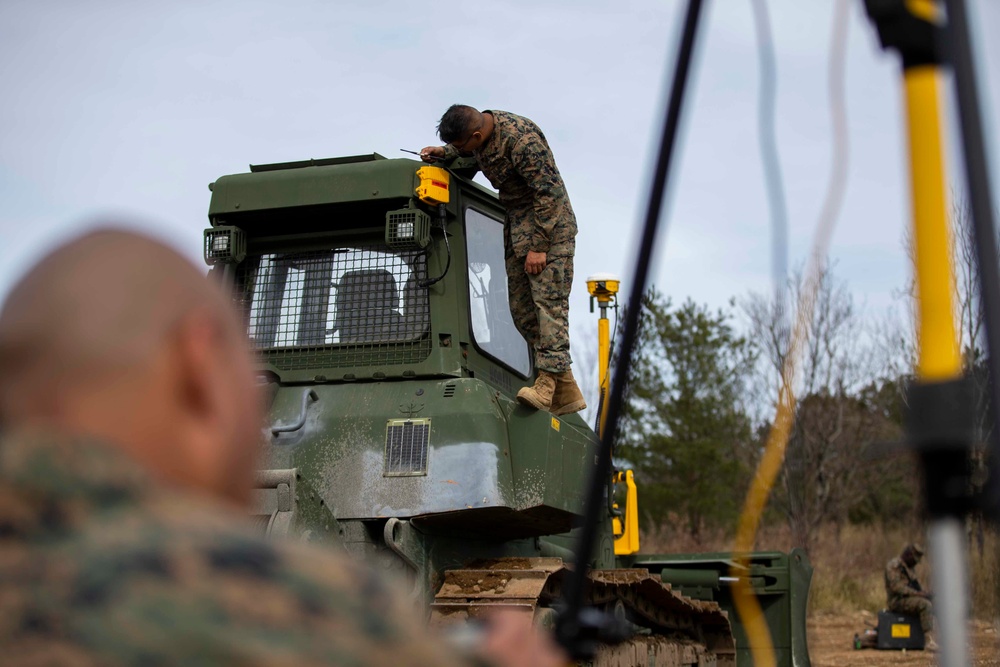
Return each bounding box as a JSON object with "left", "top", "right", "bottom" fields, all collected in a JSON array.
[{"left": 0, "top": 228, "right": 261, "bottom": 506}]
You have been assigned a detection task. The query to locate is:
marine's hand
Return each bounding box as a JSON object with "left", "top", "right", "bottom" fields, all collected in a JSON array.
[
  {"left": 525, "top": 251, "right": 546, "bottom": 275},
  {"left": 477, "top": 611, "right": 568, "bottom": 667},
  {"left": 420, "top": 146, "right": 446, "bottom": 162}
]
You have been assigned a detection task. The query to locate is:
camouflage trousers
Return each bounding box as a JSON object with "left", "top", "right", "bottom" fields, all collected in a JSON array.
[
  {"left": 890, "top": 596, "right": 933, "bottom": 632},
  {"left": 505, "top": 253, "right": 573, "bottom": 373}
]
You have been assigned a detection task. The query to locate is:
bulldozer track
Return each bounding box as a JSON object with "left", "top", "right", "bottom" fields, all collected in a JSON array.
[{"left": 430, "top": 557, "right": 735, "bottom": 667}]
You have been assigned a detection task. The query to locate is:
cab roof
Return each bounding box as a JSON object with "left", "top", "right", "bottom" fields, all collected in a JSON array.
[{"left": 208, "top": 154, "right": 415, "bottom": 218}]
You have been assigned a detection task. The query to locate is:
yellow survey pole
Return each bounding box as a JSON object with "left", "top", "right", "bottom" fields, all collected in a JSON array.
[
  {"left": 865, "top": 3, "right": 973, "bottom": 664},
  {"left": 905, "top": 67, "right": 962, "bottom": 381},
  {"left": 586, "top": 274, "right": 620, "bottom": 438},
  {"left": 586, "top": 273, "right": 639, "bottom": 555}
]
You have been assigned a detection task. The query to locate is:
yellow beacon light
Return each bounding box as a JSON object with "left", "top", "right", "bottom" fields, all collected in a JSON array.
[{"left": 415, "top": 165, "right": 450, "bottom": 206}]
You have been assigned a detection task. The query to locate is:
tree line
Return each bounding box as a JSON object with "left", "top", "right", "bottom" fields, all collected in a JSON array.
[{"left": 607, "top": 203, "right": 995, "bottom": 555}]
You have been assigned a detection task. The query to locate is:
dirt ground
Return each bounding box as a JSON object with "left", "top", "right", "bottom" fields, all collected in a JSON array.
[{"left": 808, "top": 611, "right": 1000, "bottom": 666}]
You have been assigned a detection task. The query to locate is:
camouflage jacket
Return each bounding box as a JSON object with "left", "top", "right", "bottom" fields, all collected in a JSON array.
[
  {"left": 885, "top": 556, "right": 923, "bottom": 608},
  {"left": 0, "top": 431, "right": 471, "bottom": 667},
  {"left": 445, "top": 110, "right": 577, "bottom": 258}
]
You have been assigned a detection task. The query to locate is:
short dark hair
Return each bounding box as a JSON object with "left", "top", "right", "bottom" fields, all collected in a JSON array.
[{"left": 437, "top": 105, "right": 480, "bottom": 143}]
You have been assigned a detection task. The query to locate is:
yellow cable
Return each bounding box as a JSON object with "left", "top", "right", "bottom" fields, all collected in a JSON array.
[
  {"left": 731, "top": 309, "right": 807, "bottom": 667},
  {"left": 730, "top": 1, "right": 850, "bottom": 664}
]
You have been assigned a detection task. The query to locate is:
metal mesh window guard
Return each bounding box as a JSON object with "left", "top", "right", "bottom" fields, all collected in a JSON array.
[{"left": 236, "top": 245, "right": 431, "bottom": 370}]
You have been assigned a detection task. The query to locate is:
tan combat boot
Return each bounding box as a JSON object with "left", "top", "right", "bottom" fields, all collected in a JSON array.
[
  {"left": 516, "top": 370, "right": 557, "bottom": 411},
  {"left": 550, "top": 369, "right": 587, "bottom": 416}
]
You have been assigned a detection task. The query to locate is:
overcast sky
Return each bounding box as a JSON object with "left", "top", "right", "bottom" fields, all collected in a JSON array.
[{"left": 2, "top": 0, "right": 999, "bottom": 358}]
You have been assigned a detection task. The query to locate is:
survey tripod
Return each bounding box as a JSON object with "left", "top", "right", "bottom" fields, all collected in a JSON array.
[{"left": 553, "top": 1, "right": 1000, "bottom": 665}]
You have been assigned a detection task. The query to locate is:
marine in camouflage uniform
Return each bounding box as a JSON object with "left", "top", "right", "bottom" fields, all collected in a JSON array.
[
  {"left": 0, "top": 431, "right": 471, "bottom": 667},
  {"left": 885, "top": 543, "right": 933, "bottom": 635},
  {"left": 428, "top": 106, "right": 584, "bottom": 415},
  {"left": 0, "top": 231, "right": 565, "bottom": 667}
]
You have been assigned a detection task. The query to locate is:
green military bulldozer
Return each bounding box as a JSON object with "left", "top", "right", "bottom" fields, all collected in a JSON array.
[{"left": 203, "top": 152, "right": 812, "bottom": 666}]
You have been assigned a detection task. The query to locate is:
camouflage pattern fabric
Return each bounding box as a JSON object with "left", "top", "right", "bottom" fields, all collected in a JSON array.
[
  {"left": 885, "top": 556, "right": 933, "bottom": 632},
  {"left": 890, "top": 595, "right": 933, "bottom": 633},
  {"left": 443, "top": 110, "right": 577, "bottom": 259},
  {"left": 505, "top": 253, "right": 573, "bottom": 373},
  {"left": 0, "top": 432, "right": 471, "bottom": 667},
  {"left": 444, "top": 110, "right": 577, "bottom": 372}
]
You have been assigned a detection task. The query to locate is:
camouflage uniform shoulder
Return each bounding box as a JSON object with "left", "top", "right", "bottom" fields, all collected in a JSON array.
[
  {"left": 0, "top": 432, "right": 470, "bottom": 667},
  {"left": 479, "top": 110, "right": 577, "bottom": 257},
  {"left": 490, "top": 110, "right": 544, "bottom": 138}
]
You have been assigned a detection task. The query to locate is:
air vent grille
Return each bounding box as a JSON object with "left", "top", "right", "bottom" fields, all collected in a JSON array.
[
  {"left": 443, "top": 383, "right": 457, "bottom": 398},
  {"left": 384, "top": 418, "right": 430, "bottom": 477}
]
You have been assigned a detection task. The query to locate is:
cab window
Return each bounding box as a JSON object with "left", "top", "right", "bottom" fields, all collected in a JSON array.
[{"left": 465, "top": 208, "right": 531, "bottom": 376}]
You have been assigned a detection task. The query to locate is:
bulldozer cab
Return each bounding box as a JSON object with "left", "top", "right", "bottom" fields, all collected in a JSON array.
[
  {"left": 206, "top": 153, "right": 532, "bottom": 392},
  {"left": 204, "top": 152, "right": 598, "bottom": 544}
]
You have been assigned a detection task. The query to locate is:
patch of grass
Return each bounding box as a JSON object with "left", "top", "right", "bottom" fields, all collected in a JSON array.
[
  {"left": 808, "top": 566, "right": 884, "bottom": 616},
  {"left": 804, "top": 524, "right": 912, "bottom": 615},
  {"left": 968, "top": 528, "right": 999, "bottom": 621}
]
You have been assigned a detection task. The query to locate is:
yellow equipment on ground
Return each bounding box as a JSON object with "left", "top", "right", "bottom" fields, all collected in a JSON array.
[{"left": 587, "top": 273, "right": 639, "bottom": 556}]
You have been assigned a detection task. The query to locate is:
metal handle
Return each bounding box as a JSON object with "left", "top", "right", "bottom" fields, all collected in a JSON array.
[{"left": 270, "top": 389, "right": 319, "bottom": 436}]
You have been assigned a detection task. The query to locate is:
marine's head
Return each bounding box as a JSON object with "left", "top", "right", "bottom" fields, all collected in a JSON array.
[
  {"left": 0, "top": 228, "right": 261, "bottom": 506},
  {"left": 437, "top": 104, "right": 489, "bottom": 154},
  {"left": 902, "top": 542, "right": 924, "bottom": 566}
]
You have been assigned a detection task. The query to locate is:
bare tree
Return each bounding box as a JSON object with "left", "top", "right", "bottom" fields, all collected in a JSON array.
[
  {"left": 742, "top": 262, "right": 898, "bottom": 553},
  {"left": 952, "top": 197, "right": 986, "bottom": 358}
]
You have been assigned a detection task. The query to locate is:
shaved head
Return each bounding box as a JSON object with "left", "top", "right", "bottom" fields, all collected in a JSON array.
[
  {"left": 0, "top": 229, "right": 260, "bottom": 505},
  {"left": 0, "top": 231, "right": 229, "bottom": 412}
]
